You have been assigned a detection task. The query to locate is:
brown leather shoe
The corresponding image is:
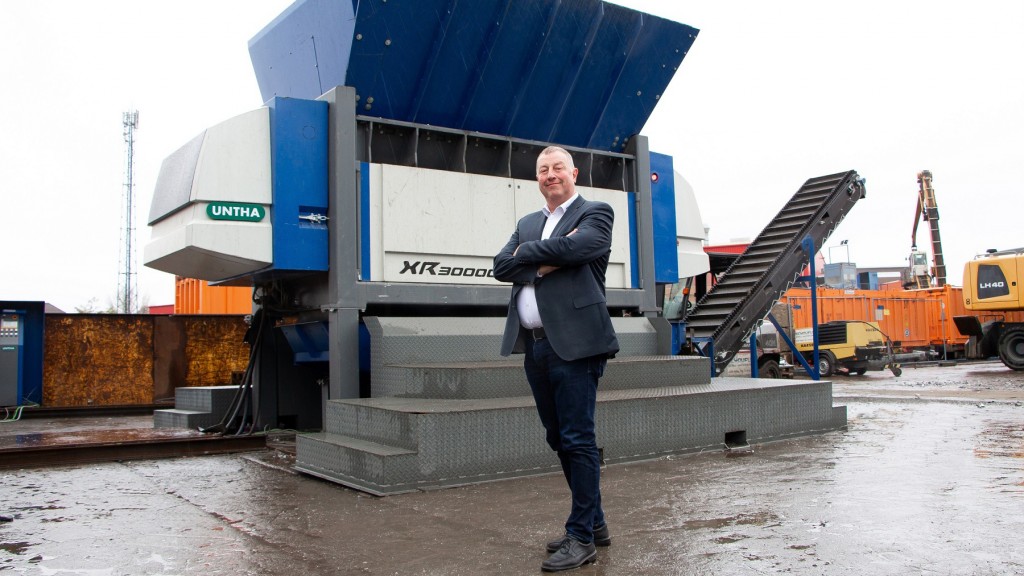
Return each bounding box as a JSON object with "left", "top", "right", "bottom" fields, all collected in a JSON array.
[
  {"left": 545, "top": 523, "right": 611, "bottom": 553},
  {"left": 541, "top": 536, "right": 597, "bottom": 572}
]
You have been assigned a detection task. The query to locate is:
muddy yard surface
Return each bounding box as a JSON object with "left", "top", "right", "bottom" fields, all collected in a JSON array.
[
  {"left": 1, "top": 361, "right": 1022, "bottom": 575},
  {"left": 829, "top": 360, "right": 1024, "bottom": 403}
]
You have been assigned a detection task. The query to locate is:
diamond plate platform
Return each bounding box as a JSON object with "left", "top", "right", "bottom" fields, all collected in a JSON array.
[{"left": 295, "top": 316, "right": 848, "bottom": 495}]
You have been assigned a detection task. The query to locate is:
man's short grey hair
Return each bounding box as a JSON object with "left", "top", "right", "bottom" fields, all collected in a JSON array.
[{"left": 537, "top": 146, "right": 575, "bottom": 170}]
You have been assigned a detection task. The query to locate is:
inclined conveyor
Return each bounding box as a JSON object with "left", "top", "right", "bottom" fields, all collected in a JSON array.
[{"left": 683, "top": 171, "right": 866, "bottom": 374}]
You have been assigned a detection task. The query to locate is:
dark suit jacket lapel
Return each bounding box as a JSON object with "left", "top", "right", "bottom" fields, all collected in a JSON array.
[
  {"left": 524, "top": 210, "right": 547, "bottom": 241},
  {"left": 551, "top": 195, "right": 586, "bottom": 238}
]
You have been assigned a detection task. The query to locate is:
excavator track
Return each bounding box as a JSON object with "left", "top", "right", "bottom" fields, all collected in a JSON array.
[{"left": 683, "top": 171, "right": 866, "bottom": 374}]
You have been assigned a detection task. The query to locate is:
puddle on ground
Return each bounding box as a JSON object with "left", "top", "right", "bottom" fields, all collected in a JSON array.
[{"left": 683, "top": 511, "right": 781, "bottom": 530}]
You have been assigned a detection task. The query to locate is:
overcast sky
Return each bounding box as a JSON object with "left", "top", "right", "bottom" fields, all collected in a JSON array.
[{"left": 1, "top": 1, "right": 1021, "bottom": 312}]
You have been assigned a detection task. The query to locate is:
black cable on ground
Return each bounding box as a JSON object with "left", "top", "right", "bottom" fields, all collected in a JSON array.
[{"left": 199, "top": 306, "right": 265, "bottom": 435}]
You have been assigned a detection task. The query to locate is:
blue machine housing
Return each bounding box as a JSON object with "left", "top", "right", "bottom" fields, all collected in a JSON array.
[
  {"left": 247, "top": 0, "right": 697, "bottom": 287},
  {"left": 649, "top": 152, "right": 680, "bottom": 283},
  {"left": 264, "top": 97, "right": 330, "bottom": 278},
  {"left": 249, "top": 0, "right": 698, "bottom": 153}
]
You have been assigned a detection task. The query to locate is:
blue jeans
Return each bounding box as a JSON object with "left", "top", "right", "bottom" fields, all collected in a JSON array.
[{"left": 524, "top": 337, "right": 606, "bottom": 543}]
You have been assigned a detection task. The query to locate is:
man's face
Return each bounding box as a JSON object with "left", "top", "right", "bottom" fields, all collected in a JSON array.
[{"left": 536, "top": 150, "right": 578, "bottom": 209}]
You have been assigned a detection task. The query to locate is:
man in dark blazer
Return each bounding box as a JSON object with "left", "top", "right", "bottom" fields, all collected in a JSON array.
[{"left": 493, "top": 146, "right": 620, "bottom": 572}]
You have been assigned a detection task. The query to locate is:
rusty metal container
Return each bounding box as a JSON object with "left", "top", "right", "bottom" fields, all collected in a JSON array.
[
  {"left": 43, "top": 314, "right": 155, "bottom": 406},
  {"left": 42, "top": 314, "right": 249, "bottom": 407}
]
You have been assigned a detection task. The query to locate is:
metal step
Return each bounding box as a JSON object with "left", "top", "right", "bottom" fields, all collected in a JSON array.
[
  {"left": 382, "top": 355, "right": 709, "bottom": 399},
  {"left": 365, "top": 316, "right": 672, "bottom": 398},
  {"left": 684, "top": 171, "right": 865, "bottom": 373},
  {"left": 154, "top": 385, "right": 240, "bottom": 429},
  {"left": 296, "top": 379, "right": 847, "bottom": 495},
  {"left": 173, "top": 386, "right": 238, "bottom": 413},
  {"left": 153, "top": 409, "right": 220, "bottom": 430},
  {"left": 296, "top": 432, "right": 419, "bottom": 495},
  {"left": 292, "top": 315, "right": 849, "bottom": 496}
]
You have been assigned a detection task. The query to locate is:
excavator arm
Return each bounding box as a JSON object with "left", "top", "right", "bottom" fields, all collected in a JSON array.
[{"left": 912, "top": 170, "right": 946, "bottom": 287}]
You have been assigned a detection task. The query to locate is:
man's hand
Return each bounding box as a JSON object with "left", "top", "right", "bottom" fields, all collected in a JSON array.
[
  {"left": 518, "top": 228, "right": 581, "bottom": 277},
  {"left": 537, "top": 229, "right": 577, "bottom": 277}
]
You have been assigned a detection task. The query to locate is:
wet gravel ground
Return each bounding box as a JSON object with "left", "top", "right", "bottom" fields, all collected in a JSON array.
[
  {"left": 828, "top": 359, "right": 1024, "bottom": 403},
  {"left": 1, "top": 360, "right": 1022, "bottom": 575}
]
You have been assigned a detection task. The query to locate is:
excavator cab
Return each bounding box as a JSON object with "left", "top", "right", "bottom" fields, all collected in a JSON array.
[
  {"left": 955, "top": 248, "right": 1024, "bottom": 370},
  {"left": 902, "top": 248, "right": 931, "bottom": 289}
]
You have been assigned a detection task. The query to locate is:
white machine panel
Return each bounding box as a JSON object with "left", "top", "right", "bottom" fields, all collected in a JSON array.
[
  {"left": 513, "top": 181, "right": 631, "bottom": 289},
  {"left": 368, "top": 164, "right": 632, "bottom": 287},
  {"left": 144, "top": 107, "right": 273, "bottom": 281},
  {"left": 673, "top": 171, "right": 710, "bottom": 279}
]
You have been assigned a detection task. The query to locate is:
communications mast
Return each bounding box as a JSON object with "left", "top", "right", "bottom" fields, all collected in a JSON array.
[{"left": 117, "top": 110, "right": 139, "bottom": 313}]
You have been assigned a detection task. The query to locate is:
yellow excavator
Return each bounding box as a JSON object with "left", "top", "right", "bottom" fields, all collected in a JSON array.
[{"left": 953, "top": 247, "right": 1024, "bottom": 370}]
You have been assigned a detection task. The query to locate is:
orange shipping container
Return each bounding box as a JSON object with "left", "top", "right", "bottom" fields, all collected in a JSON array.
[
  {"left": 780, "top": 285, "right": 1024, "bottom": 355},
  {"left": 175, "top": 277, "right": 253, "bottom": 315}
]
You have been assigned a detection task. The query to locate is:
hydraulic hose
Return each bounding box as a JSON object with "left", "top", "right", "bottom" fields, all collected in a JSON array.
[{"left": 199, "top": 307, "right": 266, "bottom": 434}]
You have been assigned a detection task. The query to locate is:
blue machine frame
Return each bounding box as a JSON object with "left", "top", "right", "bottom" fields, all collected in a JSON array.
[{"left": 262, "top": 97, "right": 330, "bottom": 279}]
